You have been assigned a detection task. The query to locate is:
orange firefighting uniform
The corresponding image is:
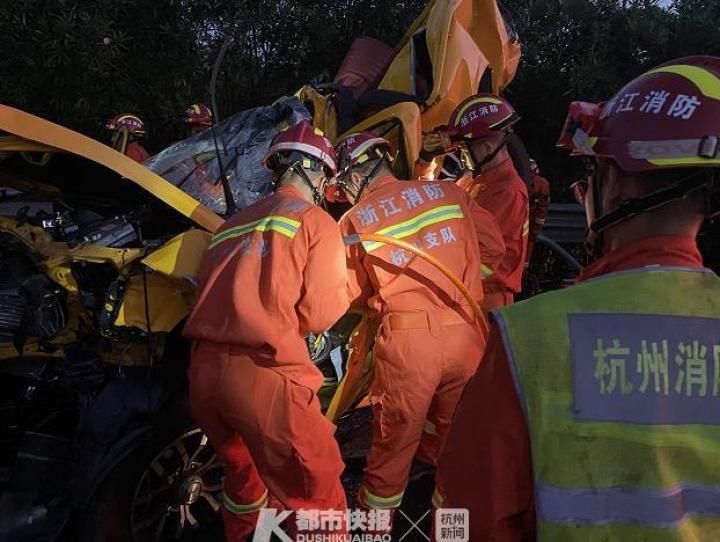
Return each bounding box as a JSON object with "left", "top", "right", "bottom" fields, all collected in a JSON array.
[
  {"left": 457, "top": 158, "right": 529, "bottom": 310},
  {"left": 183, "top": 184, "right": 349, "bottom": 541},
  {"left": 125, "top": 141, "right": 150, "bottom": 163},
  {"left": 525, "top": 173, "right": 551, "bottom": 268},
  {"left": 339, "top": 174, "right": 505, "bottom": 514},
  {"left": 436, "top": 236, "right": 703, "bottom": 541}
]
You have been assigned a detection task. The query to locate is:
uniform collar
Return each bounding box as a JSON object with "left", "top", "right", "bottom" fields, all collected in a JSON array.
[
  {"left": 578, "top": 236, "right": 703, "bottom": 282},
  {"left": 275, "top": 183, "right": 309, "bottom": 201},
  {"left": 474, "top": 157, "right": 516, "bottom": 183},
  {"left": 359, "top": 174, "right": 399, "bottom": 202}
]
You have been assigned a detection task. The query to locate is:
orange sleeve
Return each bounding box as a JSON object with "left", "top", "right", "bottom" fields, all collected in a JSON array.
[
  {"left": 465, "top": 194, "right": 506, "bottom": 272},
  {"left": 338, "top": 215, "right": 374, "bottom": 310},
  {"left": 437, "top": 319, "right": 535, "bottom": 541},
  {"left": 477, "top": 181, "right": 528, "bottom": 282},
  {"left": 296, "top": 208, "right": 350, "bottom": 334}
]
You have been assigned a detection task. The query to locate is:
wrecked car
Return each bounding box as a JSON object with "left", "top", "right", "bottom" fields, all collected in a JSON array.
[{"left": 0, "top": 1, "right": 581, "bottom": 540}]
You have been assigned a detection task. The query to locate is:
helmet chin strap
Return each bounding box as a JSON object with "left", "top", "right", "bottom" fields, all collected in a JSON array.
[
  {"left": 111, "top": 128, "right": 130, "bottom": 154},
  {"left": 467, "top": 132, "right": 512, "bottom": 175},
  {"left": 279, "top": 161, "right": 326, "bottom": 206},
  {"left": 342, "top": 154, "right": 387, "bottom": 203},
  {"left": 587, "top": 172, "right": 712, "bottom": 257}
]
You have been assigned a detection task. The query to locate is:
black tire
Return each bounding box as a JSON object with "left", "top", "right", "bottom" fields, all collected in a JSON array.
[{"left": 69, "top": 402, "right": 224, "bottom": 542}]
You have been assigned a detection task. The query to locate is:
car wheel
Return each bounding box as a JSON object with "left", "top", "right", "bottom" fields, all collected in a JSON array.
[{"left": 74, "top": 410, "right": 224, "bottom": 542}]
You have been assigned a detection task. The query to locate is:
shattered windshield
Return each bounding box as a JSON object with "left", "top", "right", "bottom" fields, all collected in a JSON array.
[{"left": 145, "top": 97, "right": 311, "bottom": 217}]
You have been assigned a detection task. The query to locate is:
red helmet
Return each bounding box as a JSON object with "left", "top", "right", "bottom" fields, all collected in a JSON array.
[
  {"left": 333, "top": 132, "right": 391, "bottom": 202},
  {"left": 106, "top": 114, "right": 146, "bottom": 136},
  {"left": 557, "top": 56, "right": 720, "bottom": 173},
  {"left": 448, "top": 93, "right": 519, "bottom": 140},
  {"left": 185, "top": 103, "right": 213, "bottom": 127},
  {"left": 335, "top": 131, "right": 390, "bottom": 171},
  {"left": 264, "top": 120, "right": 336, "bottom": 176}
]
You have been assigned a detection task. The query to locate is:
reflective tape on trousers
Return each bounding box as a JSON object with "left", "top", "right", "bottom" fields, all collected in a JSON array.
[
  {"left": 361, "top": 486, "right": 404, "bottom": 509},
  {"left": 222, "top": 489, "right": 269, "bottom": 515},
  {"left": 538, "top": 484, "right": 720, "bottom": 528}
]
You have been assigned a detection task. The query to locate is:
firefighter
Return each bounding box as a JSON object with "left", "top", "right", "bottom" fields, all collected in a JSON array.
[
  {"left": 452, "top": 94, "right": 529, "bottom": 310},
  {"left": 185, "top": 103, "right": 213, "bottom": 135},
  {"left": 183, "top": 121, "right": 349, "bottom": 541},
  {"left": 334, "top": 132, "right": 505, "bottom": 528},
  {"left": 419, "top": 95, "right": 530, "bottom": 311},
  {"left": 525, "top": 158, "right": 551, "bottom": 269},
  {"left": 105, "top": 113, "right": 150, "bottom": 163},
  {"left": 436, "top": 55, "right": 720, "bottom": 541}
]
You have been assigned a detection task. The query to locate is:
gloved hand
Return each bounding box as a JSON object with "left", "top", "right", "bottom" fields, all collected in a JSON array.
[{"left": 420, "top": 128, "right": 453, "bottom": 162}]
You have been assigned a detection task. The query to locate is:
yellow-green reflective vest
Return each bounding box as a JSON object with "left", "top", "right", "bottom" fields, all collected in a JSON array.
[{"left": 494, "top": 267, "right": 720, "bottom": 541}]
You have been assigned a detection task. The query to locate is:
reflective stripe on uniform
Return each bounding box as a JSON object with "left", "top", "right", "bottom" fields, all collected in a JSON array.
[
  {"left": 495, "top": 267, "right": 720, "bottom": 539},
  {"left": 222, "top": 488, "right": 269, "bottom": 515},
  {"left": 209, "top": 215, "right": 301, "bottom": 249},
  {"left": 360, "top": 486, "right": 404, "bottom": 509},
  {"left": 537, "top": 484, "right": 720, "bottom": 527},
  {"left": 481, "top": 264, "right": 494, "bottom": 278},
  {"left": 362, "top": 204, "right": 464, "bottom": 252},
  {"left": 522, "top": 219, "right": 530, "bottom": 237}
]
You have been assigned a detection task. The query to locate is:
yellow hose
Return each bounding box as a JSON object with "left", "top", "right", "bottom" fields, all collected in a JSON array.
[{"left": 345, "top": 232, "right": 488, "bottom": 336}]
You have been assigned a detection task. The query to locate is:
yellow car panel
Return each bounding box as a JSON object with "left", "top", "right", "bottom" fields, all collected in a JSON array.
[
  {"left": 380, "top": 0, "right": 520, "bottom": 131},
  {"left": 141, "top": 229, "right": 211, "bottom": 281},
  {"left": 326, "top": 311, "right": 379, "bottom": 421},
  {"left": 114, "top": 272, "right": 195, "bottom": 333},
  {"left": 341, "top": 102, "right": 423, "bottom": 175},
  {"left": 296, "top": 86, "right": 340, "bottom": 142},
  {"left": 0, "top": 217, "right": 146, "bottom": 271}
]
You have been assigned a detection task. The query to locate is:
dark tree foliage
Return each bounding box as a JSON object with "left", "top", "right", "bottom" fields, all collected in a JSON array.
[
  {"left": 0, "top": 0, "right": 424, "bottom": 150},
  {"left": 0, "top": 0, "right": 206, "bottom": 148},
  {"left": 186, "top": 0, "right": 425, "bottom": 117},
  {"left": 0, "top": 0, "right": 719, "bottom": 193},
  {"left": 503, "top": 0, "right": 720, "bottom": 198}
]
